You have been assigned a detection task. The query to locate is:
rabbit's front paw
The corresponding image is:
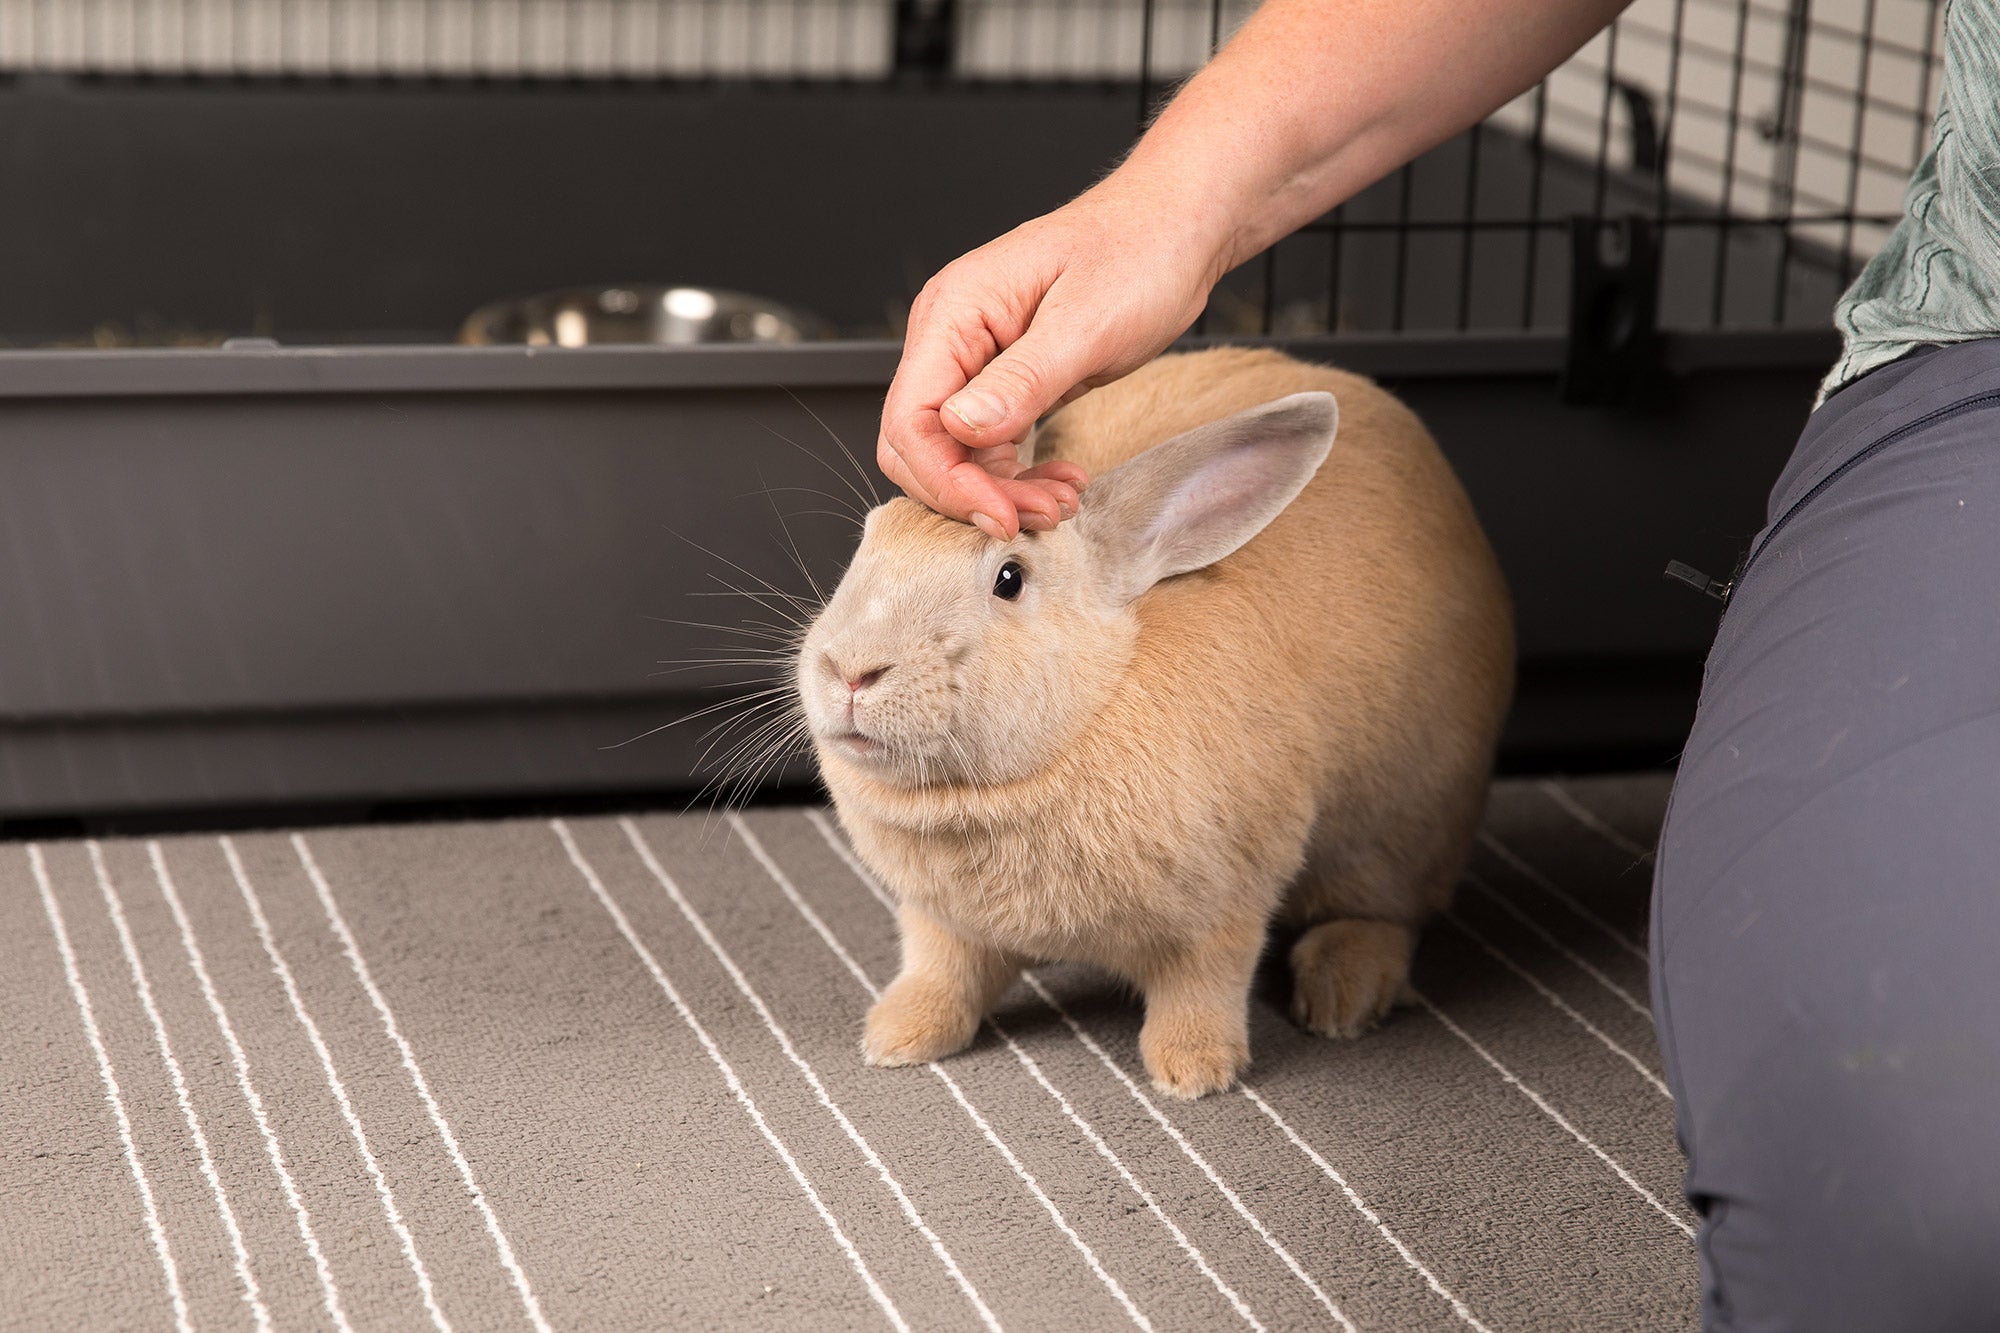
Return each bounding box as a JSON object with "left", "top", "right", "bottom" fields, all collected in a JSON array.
[
  {"left": 862, "top": 978, "right": 980, "bottom": 1068},
  {"left": 1141, "top": 1029, "right": 1249, "bottom": 1100},
  {"left": 1289, "top": 918, "right": 1415, "bottom": 1039}
]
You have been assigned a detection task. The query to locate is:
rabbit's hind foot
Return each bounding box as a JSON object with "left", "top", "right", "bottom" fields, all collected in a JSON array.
[{"left": 1288, "top": 919, "right": 1416, "bottom": 1039}]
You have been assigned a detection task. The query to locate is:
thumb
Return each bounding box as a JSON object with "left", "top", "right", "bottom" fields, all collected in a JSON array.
[{"left": 939, "top": 323, "right": 1096, "bottom": 450}]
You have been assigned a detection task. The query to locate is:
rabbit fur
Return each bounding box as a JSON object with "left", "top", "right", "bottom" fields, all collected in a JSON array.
[{"left": 796, "top": 347, "right": 1514, "bottom": 1098}]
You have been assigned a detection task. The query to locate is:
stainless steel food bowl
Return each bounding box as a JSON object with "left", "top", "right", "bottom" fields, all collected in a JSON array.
[{"left": 458, "top": 285, "right": 835, "bottom": 346}]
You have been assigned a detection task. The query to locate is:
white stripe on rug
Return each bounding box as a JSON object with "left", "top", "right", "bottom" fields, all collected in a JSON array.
[
  {"left": 806, "top": 806, "right": 1494, "bottom": 1333},
  {"left": 1461, "top": 873, "right": 1653, "bottom": 1018},
  {"left": 1442, "top": 912, "right": 1670, "bottom": 1097},
  {"left": 766, "top": 812, "right": 1226, "bottom": 1330},
  {"left": 219, "top": 836, "right": 452, "bottom": 1333},
  {"left": 29, "top": 844, "right": 194, "bottom": 1333},
  {"left": 1476, "top": 833, "right": 1650, "bottom": 964},
  {"left": 291, "top": 835, "right": 551, "bottom": 1333},
  {"left": 148, "top": 841, "right": 353, "bottom": 1333},
  {"left": 88, "top": 841, "right": 273, "bottom": 1332},
  {"left": 1538, "top": 781, "right": 1657, "bottom": 863},
  {"left": 550, "top": 820, "right": 910, "bottom": 1333},
  {"left": 1238, "top": 1087, "right": 1495, "bottom": 1333},
  {"left": 1412, "top": 992, "right": 1694, "bottom": 1239},
  {"left": 795, "top": 809, "right": 1258, "bottom": 1328},
  {"left": 616, "top": 818, "right": 1002, "bottom": 1333}
]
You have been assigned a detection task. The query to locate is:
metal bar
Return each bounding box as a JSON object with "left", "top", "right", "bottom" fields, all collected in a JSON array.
[
  {"left": 1556, "top": 54, "right": 1922, "bottom": 182},
  {"left": 1104, "top": 0, "right": 1120, "bottom": 83},
  {"left": 1770, "top": 0, "right": 1811, "bottom": 324},
  {"left": 1521, "top": 83, "right": 1549, "bottom": 328},
  {"left": 1391, "top": 163, "right": 1415, "bottom": 332},
  {"left": 1457, "top": 123, "right": 1484, "bottom": 329},
  {"left": 1614, "top": 16, "right": 1932, "bottom": 120},
  {"left": 1680, "top": 0, "right": 1938, "bottom": 62},
  {"left": 1803, "top": 10, "right": 1935, "bottom": 62},
  {"left": 1774, "top": 128, "right": 1924, "bottom": 184},
  {"left": 1655, "top": 0, "right": 1687, "bottom": 234},
  {"left": 1837, "top": 0, "right": 1880, "bottom": 285},
  {"left": 1590, "top": 18, "right": 1621, "bottom": 218},
  {"left": 1708, "top": 0, "right": 1753, "bottom": 327},
  {"left": 0, "top": 331, "right": 1857, "bottom": 404},
  {"left": 1210, "top": 0, "right": 1224, "bottom": 54},
  {"left": 1289, "top": 211, "right": 1898, "bottom": 234},
  {"left": 1912, "top": 0, "right": 1942, "bottom": 163},
  {"left": 1137, "top": 0, "right": 1155, "bottom": 128},
  {"left": 1534, "top": 96, "right": 1858, "bottom": 213}
]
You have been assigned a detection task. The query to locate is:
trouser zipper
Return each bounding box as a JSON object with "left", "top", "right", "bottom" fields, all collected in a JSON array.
[{"left": 1664, "top": 386, "right": 2000, "bottom": 611}]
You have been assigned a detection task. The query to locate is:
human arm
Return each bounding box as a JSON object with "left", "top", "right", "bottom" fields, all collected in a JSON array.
[{"left": 879, "top": 0, "right": 1634, "bottom": 537}]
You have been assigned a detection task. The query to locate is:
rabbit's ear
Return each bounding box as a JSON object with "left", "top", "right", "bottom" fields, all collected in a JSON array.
[{"left": 1079, "top": 391, "right": 1337, "bottom": 604}]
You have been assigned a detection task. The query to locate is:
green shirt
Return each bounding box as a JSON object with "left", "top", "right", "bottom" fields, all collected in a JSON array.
[{"left": 1822, "top": 0, "right": 2000, "bottom": 404}]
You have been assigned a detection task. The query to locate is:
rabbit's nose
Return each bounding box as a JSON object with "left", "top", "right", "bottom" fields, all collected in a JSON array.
[
  {"left": 845, "top": 665, "right": 890, "bottom": 694},
  {"left": 823, "top": 653, "right": 890, "bottom": 694}
]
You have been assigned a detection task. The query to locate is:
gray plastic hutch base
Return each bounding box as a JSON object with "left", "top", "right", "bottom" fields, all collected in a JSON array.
[{"left": 0, "top": 332, "right": 1822, "bottom": 818}]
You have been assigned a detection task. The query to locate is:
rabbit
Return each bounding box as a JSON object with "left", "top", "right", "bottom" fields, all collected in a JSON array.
[{"left": 795, "top": 347, "right": 1514, "bottom": 1098}]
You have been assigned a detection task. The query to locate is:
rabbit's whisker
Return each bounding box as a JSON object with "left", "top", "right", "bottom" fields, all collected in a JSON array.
[
  {"left": 771, "top": 388, "right": 885, "bottom": 510},
  {"left": 600, "top": 683, "right": 794, "bottom": 750},
  {"left": 756, "top": 473, "right": 830, "bottom": 608},
  {"left": 666, "top": 526, "right": 819, "bottom": 623},
  {"left": 647, "top": 659, "right": 791, "bottom": 676},
  {"left": 701, "top": 706, "right": 809, "bottom": 790},
  {"left": 732, "top": 484, "right": 867, "bottom": 532},
  {"left": 646, "top": 615, "right": 805, "bottom": 645}
]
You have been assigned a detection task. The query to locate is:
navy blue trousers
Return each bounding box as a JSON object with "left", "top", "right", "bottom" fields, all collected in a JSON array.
[{"left": 1655, "top": 338, "right": 2000, "bottom": 1331}]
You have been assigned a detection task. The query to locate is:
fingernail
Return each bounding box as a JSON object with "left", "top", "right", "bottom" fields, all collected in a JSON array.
[
  {"left": 1021, "top": 511, "right": 1055, "bottom": 533},
  {"left": 944, "top": 389, "right": 1004, "bottom": 432},
  {"left": 1058, "top": 499, "right": 1077, "bottom": 519},
  {"left": 971, "top": 511, "right": 1009, "bottom": 541}
]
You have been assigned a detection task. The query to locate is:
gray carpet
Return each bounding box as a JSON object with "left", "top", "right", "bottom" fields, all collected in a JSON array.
[{"left": 1, "top": 774, "right": 1695, "bottom": 1332}]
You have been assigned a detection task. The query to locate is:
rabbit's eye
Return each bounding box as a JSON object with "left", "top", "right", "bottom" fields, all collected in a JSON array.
[{"left": 992, "top": 560, "right": 1025, "bottom": 601}]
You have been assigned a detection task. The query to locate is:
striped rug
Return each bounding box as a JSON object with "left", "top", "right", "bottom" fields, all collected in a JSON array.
[{"left": 1, "top": 773, "right": 1694, "bottom": 1331}]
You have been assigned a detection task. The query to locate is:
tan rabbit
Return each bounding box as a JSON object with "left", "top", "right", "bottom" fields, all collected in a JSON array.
[{"left": 796, "top": 347, "right": 1513, "bottom": 1098}]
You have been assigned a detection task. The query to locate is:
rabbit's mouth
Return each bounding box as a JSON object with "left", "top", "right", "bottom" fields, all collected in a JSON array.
[{"left": 826, "top": 728, "right": 880, "bottom": 757}]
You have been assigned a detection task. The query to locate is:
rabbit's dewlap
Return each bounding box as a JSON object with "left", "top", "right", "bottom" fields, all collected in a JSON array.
[{"left": 797, "top": 348, "right": 1514, "bottom": 1098}]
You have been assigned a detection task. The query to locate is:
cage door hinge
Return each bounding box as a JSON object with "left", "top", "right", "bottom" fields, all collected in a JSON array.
[{"left": 1561, "top": 214, "right": 1665, "bottom": 405}]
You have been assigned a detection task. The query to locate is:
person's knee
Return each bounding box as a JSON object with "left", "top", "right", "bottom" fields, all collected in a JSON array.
[{"left": 1690, "top": 1054, "right": 2000, "bottom": 1332}]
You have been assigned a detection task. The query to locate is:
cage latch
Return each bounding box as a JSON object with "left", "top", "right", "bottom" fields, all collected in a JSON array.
[{"left": 1561, "top": 214, "right": 1663, "bottom": 405}]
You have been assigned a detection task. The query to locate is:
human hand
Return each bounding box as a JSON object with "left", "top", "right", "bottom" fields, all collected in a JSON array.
[{"left": 878, "top": 177, "right": 1229, "bottom": 539}]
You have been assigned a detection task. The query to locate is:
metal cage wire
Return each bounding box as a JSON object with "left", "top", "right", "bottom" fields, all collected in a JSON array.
[
  {"left": 0, "top": 0, "right": 1945, "bottom": 338},
  {"left": 1167, "top": 0, "right": 1945, "bottom": 338}
]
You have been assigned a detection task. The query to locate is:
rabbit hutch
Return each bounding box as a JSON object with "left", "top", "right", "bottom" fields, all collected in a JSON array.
[{"left": 0, "top": 0, "right": 1940, "bottom": 817}]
